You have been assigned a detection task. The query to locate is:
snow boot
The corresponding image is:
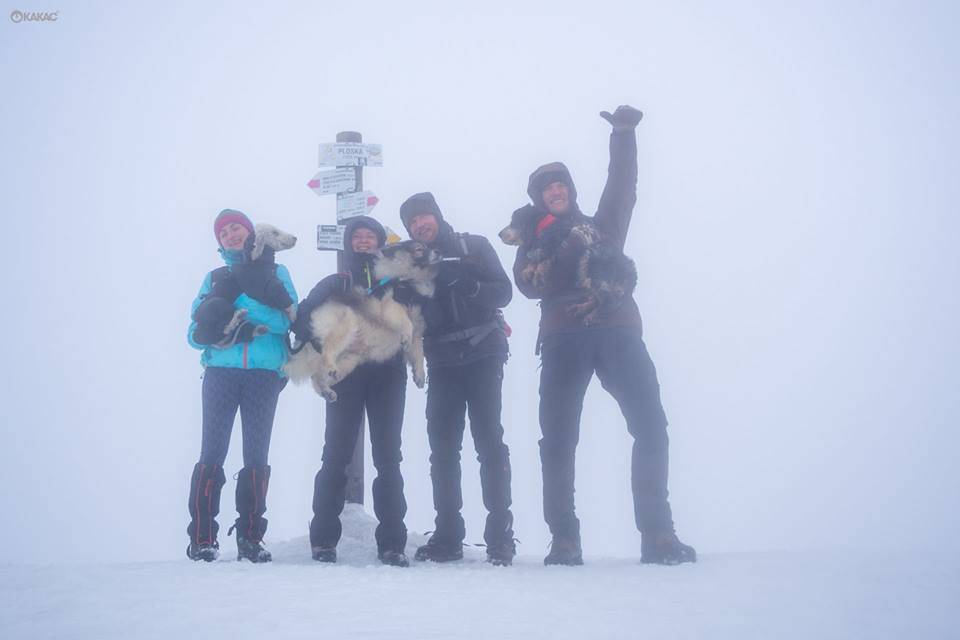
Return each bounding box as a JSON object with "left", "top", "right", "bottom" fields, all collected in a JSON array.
[
  {"left": 414, "top": 536, "right": 464, "bottom": 563},
  {"left": 544, "top": 535, "right": 583, "bottom": 566},
  {"left": 186, "top": 541, "right": 220, "bottom": 562},
  {"left": 311, "top": 545, "right": 337, "bottom": 563},
  {"left": 186, "top": 462, "right": 226, "bottom": 561},
  {"left": 641, "top": 530, "right": 696, "bottom": 565},
  {"left": 486, "top": 539, "right": 517, "bottom": 566},
  {"left": 232, "top": 465, "right": 272, "bottom": 563},
  {"left": 378, "top": 549, "right": 410, "bottom": 568},
  {"left": 231, "top": 527, "right": 272, "bottom": 563}
]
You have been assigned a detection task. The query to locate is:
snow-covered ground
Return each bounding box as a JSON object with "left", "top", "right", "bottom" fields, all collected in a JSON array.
[{"left": 1, "top": 506, "right": 956, "bottom": 640}]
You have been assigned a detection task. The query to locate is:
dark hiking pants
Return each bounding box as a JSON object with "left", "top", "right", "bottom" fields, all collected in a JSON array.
[
  {"left": 539, "top": 328, "right": 673, "bottom": 540},
  {"left": 426, "top": 356, "right": 513, "bottom": 546},
  {"left": 310, "top": 361, "right": 408, "bottom": 554},
  {"left": 188, "top": 367, "right": 286, "bottom": 543}
]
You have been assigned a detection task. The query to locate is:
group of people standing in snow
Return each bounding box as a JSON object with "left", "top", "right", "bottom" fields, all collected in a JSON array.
[{"left": 184, "top": 106, "right": 696, "bottom": 568}]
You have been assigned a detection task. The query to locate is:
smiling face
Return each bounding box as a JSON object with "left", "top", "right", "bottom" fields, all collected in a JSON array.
[
  {"left": 541, "top": 181, "right": 571, "bottom": 215},
  {"left": 409, "top": 213, "right": 439, "bottom": 243},
  {"left": 218, "top": 222, "right": 251, "bottom": 250},
  {"left": 351, "top": 227, "right": 380, "bottom": 253}
]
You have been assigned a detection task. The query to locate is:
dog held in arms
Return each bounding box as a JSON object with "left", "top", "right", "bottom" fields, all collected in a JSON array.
[
  {"left": 192, "top": 223, "right": 298, "bottom": 347},
  {"left": 284, "top": 240, "right": 440, "bottom": 402},
  {"left": 499, "top": 204, "right": 637, "bottom": 325}
]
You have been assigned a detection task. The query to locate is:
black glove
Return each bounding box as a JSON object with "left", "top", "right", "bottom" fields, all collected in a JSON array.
[
  {"left": 393, "top": 281, "right": 430, "bottom": 305},
  {"left": 435, "top": 269, "right": 479, "bottom": 297},
  {"left": 600, "top": 105, "right": 643, "bottom": 130},
  {"left": 452, "top": 276, "right": 479, "bottom": 297}
]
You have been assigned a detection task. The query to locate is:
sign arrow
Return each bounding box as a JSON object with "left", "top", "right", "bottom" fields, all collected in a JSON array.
[
  {"left": 307, "top": 168, "right": 357, "bottom": 196},
  {"left": 337, "top": 190, "right": 379, "bottom": 222}
]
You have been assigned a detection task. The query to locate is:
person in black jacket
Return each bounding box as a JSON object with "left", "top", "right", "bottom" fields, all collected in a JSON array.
[
  {"left": 291, "top": 216, "right": 410, "bottom": 567},
  {"left": 513, "top": 106, "right": 696, "bottom": 566},
  {"left": 399, "top": 192, "right": 517, "bottom": 566}
]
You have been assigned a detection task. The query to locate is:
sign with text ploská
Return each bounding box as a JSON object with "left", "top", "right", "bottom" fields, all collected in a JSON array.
[
  {"left": 336, "top": 190, "right": 380, "bottom": 222},
  {"left": 308, "top": 168, "right": 357, "bottom": 196},
  {"left": 317, "top": 224, "right": 346, "bottom": 251},
  {"left": 319, "top": 143, "right": 383, "bottom": 167}
]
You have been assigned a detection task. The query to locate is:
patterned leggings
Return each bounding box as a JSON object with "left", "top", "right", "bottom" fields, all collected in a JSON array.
[{"left": 198, "top": 367, "right": 287, "bottom": 467}]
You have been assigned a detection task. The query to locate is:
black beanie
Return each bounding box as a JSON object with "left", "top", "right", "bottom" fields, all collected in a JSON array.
[{"left": 399, "top": 192, "right": 444, "bottom": 231}]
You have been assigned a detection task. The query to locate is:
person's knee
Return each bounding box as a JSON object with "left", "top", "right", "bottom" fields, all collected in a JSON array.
[
  {"left": 631, "top": 421, "right": 669, "bottom": 454},
  {"left": 476, "top": 438, "right": 510, "bottom": 466},
  {"left": 429, "top": 445, "right": 461, "bottom": 467}
]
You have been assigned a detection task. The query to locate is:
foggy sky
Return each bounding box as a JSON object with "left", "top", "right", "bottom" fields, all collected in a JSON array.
[{"left": 2, "top": 0, "right": 958, "bottom": 563}]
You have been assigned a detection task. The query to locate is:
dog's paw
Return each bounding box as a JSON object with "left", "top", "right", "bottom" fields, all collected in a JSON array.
[
  {"left": 322, "top": 389, "right": 338, "bottom": 402},
  {"left": 413, "top": 369, "right": 426, "bottom": 389}
]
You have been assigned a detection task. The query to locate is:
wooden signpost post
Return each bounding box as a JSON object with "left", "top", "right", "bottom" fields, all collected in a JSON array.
[{"left": 308, "top": 130, "right": 382, "bottom": 504}]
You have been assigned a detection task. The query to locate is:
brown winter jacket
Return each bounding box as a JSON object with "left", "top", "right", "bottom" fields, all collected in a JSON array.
[{"left": 513, "top": 129, "right": 643, "bottom": 339}]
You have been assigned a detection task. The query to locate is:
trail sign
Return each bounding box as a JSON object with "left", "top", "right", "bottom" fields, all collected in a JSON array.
[
  {"left": 319, "top": 142, "right": 383, "bottom": 167},
  {"left": 308, "top": 168, "right": 357, "bottom": 196},
  {"left": 316, "top": 224, "right": 346, "bottom": 251},
  {"left": 336, "top": 190, "right": 380, "bottom": 222}
]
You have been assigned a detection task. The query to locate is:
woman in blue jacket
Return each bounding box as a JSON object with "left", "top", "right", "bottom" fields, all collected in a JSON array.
[{"left": 185, "top": 209, "right": 297, "bottom": 563}]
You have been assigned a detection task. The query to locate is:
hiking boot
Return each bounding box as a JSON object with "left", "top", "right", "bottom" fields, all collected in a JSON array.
[
  {"left": 186, "top": 540, "right": 219, "bottom": 562},
  {"left": 414, "top": 537, "right": 464, "bottom": 563},
  {"left": 544, "top": 536, "right": 583, "bottom": 566},
  {"left": 486, "top": 539, "right": 517, "bottom": 567},
  {"left": 311, "top": 546, "right": 337, "bottom": 563},
  {"left": 641, "top": 530, "right": 696, "bottom": 565},
  {"left": 235, "top": 533, "right": 272, "bottom": 563},
  {"left": 378, "top": 549, "right": 410, "bottom": 568}
]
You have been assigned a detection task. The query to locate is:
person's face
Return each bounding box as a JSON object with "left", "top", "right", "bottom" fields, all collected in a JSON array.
[
  {"left": 541, "top": 181, "right": 571, "bottom": 215},
  {"left": 351, "top": 227, "right": 379, "bottom": 253},
  {"left": 409, "top": 213, "right": 439, "bottom": 243},
  {"left": 218, "top": 223, "right": 250, "bottom": 250}
]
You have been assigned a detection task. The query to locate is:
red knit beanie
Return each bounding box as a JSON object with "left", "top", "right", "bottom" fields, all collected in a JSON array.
[{"left": 213, "top": 209, "right": 254, "bottom": 245}]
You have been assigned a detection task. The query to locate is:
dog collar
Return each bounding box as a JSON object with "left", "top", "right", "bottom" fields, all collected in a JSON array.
[{"left": 367, "top": 277, "right": 392, "bottom": 295}]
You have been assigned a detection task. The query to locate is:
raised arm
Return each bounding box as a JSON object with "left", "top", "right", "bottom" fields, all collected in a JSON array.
[{"left": 594, "top": 105, "right": 642, "bottom": 251}]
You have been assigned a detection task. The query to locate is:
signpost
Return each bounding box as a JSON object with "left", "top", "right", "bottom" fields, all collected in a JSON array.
[
  {"left": 308, "top": 168, "right": 358, "bottom": 196},
  {"left": 336, "top": 191, "right": 380, "bottom": 222},
  {"left": 308, "top": 131, "right": 383, "bottom": 504}
]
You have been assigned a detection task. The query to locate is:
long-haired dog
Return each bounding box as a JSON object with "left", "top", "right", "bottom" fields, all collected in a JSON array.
[
  {"left": 284, "top": 240, "right": 440, "bottom": 402},
  {"left": 500, "top": 205, "right": 637, "bottom": 325}
]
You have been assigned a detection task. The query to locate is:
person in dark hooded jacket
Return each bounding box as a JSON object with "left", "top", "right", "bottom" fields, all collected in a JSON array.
[
  {"left": 290, "top": 216, "right": 410, "bottom": 567},
  {"left": 399, "top": 192, "right": 517, "bottom": 566},
  {"left": 513, "top": 105, "right": 696, "bottom": 566}
]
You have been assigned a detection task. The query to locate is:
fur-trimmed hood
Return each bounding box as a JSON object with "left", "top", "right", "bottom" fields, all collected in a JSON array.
[{"left": 527, "top": 161, "right": 581, "bottom": 215}]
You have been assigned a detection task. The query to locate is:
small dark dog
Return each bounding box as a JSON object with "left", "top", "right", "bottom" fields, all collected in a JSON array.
[
  {"left": 192, "top": 224, "right": 297, "bottom": 347},
  {"left": 500, "top": 205, "right": 637, "bottom": 324}
]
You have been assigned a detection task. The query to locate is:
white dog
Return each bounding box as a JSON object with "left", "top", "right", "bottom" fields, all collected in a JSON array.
[{"left": 284, "top": 240, "right": 440, "bottom": 401}]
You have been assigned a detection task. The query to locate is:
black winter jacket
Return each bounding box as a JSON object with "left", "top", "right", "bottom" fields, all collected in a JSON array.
[
  {"left": 422, "top": 221, "right": 512, "bottom": 367},
  {"left": 513, "top": 129, "right": 643, "bottom": 337}
]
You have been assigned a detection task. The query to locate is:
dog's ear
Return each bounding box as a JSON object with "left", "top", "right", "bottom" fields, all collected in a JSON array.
[{"left": 250, "top": 230, "right": 267, "bottom": 261}]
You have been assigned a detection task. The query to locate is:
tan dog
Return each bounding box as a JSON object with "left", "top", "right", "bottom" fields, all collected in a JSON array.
[{"left": 284, "top": 240, "right": 440, "bottom": 401}]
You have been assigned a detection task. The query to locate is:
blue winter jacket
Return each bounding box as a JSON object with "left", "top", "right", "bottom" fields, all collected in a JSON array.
[{"left": 187, "top": 249, "right": 298, "bottom": 374}]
